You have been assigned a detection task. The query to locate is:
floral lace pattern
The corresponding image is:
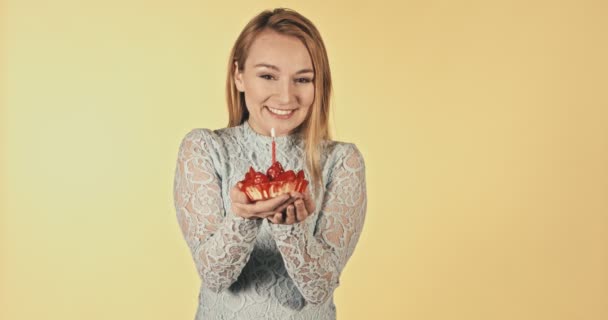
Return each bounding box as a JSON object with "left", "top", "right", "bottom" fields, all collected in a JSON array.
[{"left": 173, "top": 121, "right": 367, "bottom": 320}]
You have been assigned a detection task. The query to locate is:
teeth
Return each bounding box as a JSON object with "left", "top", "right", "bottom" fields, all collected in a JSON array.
[{"left": 267, "top": 106, "right": 294, "bottom": 116}]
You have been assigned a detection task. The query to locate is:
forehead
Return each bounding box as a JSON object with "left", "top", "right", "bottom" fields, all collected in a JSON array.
[{"left": 246, "top": 30, "right": 312, "bottom": 71}]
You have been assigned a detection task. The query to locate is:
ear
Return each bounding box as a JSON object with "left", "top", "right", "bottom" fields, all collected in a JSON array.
[{"left": 234, "top": 61, "right": 245, "bottom": 92}]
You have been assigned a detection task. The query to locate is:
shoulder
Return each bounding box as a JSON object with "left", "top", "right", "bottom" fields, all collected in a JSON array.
[
  {"left": 322, "top": 140, "right": 365, "bottom": 173},
  {"left": 180, "top": 128, "right": 217, "bottom": 146},
  {"left": 178, "top": 128, "right": 225, "bottom": 157},
  {"left": 323, "top": 140, "right": 365, "bottom": 162},
  {"left": 182, "top": 125, "right": 242, "bottom": 141},
  {"left": 178, "top": 126, "right": 244, "bottom": 158}
]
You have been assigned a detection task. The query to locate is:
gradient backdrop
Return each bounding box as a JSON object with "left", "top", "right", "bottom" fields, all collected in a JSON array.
[{"left": 2, "top": 0, "right": 607, "bottom": 319}]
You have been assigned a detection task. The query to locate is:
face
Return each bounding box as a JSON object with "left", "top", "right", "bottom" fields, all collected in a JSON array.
[{"left": 234, "top": 29, "right": 315, "bottom": 137}]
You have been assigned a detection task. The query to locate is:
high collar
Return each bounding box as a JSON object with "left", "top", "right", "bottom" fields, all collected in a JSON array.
[{"left": 242, "top": 120, "right": 301, "bottom": 148}]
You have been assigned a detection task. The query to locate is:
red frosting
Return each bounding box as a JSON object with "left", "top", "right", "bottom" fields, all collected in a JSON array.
[{"left": 237, "top": 161, "right": 308, "bottom": 202}]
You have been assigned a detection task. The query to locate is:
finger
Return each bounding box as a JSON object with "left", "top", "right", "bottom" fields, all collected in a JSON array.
[
  {"left": 252, "top": 211, "right": 281, "bottom": 219},
  {"left": 286, "top": 205, "right": 296, "bottom": 224},
  {"left": 268, "top": 212, "right": 283, "bottom": 224},
  {"left": 234, "top": 203, "right": 280, "bottom": 219},
  {"left": 266, "top": 214, "right": 276, "bottom": 224},
  {"left": 275, "top": 197, "right": 297, "bottom": 213},
  {"left": 303, "top": 188, "right": 316, "bottom": 213},
  {"left": 289, "top": 191, "right": 304, "bottom": 199},
  {"left": 264, "top": 211, "right": 279, "bottom": 219},
  {"left": 294, "top": 199, "right": 308, "bottom": 222},
  {"left": 237, "top": 194, "right": 289, "bottom": 216},
  {"left": 252, "top": 194, "right": 290, "bottom": 213}
]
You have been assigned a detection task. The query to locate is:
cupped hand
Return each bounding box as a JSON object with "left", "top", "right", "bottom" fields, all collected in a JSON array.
[
  {"left": 267, "top": 188, "right": 316, "bottom": 225},
  {"left": 230, "top": 186, "right": 296, "bottom": 220}
]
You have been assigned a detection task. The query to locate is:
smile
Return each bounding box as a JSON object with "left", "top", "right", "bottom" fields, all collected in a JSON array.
[
  {"left": 266, "top": 106, "right": 296, "bottom": 119},
  {"left": 267, "top": 106, "right": 295, "bottom": 115}
]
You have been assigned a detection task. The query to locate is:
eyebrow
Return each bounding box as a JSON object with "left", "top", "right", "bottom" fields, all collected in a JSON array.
[{"left": 254, "top": 63, "right": 314, "bottom": 74}]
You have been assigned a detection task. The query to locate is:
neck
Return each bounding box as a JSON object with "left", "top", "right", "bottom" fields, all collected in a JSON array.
[{"left": 247, "top": 120, "right": 294, "bottom": 137}]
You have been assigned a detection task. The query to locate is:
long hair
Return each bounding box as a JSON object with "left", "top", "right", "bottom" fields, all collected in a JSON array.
[{"left": 226, "top": 8, "right": 332, "bottom": 195}]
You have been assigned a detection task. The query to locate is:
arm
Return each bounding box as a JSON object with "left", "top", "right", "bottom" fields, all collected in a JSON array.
[
  {"left": 269, "top": 144, "right": 367, "bottom": 305},
  {"left": 173, "top": 129, "right": 261, "bottom": 292}
]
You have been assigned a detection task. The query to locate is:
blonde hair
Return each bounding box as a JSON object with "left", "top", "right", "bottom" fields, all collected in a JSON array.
[{"left": 226, "top": 8, "right": 332, "bottom": 195}]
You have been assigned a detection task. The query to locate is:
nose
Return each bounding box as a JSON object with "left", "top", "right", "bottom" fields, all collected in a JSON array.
[{"left": 276, "top": 78, "right": 294, "bottom": 105}]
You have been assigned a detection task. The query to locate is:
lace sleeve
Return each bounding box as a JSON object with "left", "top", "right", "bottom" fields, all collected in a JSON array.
[
  {"left": 269, "top": 144, "right": 367, "bottom": 305},
  {"left": 173, "top": 129, "right": 261, "bottom": 292}
]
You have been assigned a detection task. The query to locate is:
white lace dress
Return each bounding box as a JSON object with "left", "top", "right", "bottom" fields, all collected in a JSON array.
[{"left": 173, "top": 120, "right": 367, "bottom": 320}]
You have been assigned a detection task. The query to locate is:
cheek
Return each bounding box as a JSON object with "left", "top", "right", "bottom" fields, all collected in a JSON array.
[
  {"left": 301, "top": 85, "right": 315, "bottom": 105},
  {"left": 244, "top": 78, "right": 270, "bottom": 102}
]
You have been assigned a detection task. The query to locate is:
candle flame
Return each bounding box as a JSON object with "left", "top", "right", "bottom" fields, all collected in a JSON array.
[{"left": 271, "top": 128, "right": 275, "bottom": 138}]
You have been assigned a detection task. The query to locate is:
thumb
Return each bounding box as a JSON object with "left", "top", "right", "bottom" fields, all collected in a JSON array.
[{"left": 303, "top": 188, "right": 316, "bottom": 213}]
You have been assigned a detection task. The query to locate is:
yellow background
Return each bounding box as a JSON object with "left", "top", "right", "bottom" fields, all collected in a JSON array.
[{"left": 2, "top": 0, "right": 607, "bottom": 319}]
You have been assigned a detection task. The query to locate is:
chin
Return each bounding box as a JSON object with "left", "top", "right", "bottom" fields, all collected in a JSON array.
[{"left": 277, "top": 121, "right": 305, "bottom": 135}]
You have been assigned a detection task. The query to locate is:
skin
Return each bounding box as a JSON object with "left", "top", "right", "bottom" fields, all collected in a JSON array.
[
  {"left": 230, "top": 187, "right": 316, "bottom": 225},
  {"left": 234, "top": 29, "right": 315, "bottom": 137},
  {"left": 231, "top": 29, "right": 317, "bottom": 224}
]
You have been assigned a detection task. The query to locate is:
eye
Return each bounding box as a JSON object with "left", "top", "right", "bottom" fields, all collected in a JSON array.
[
  {"left": 259, "top": 74, "right": 274, "bottom": 80},
  {"left": 296, "top": 78, "right": 313, "bottom": 84}
]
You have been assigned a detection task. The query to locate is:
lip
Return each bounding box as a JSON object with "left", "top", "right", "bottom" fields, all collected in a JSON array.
[{"left": 265, "top": 106, "right": 296, "bottom": 120}]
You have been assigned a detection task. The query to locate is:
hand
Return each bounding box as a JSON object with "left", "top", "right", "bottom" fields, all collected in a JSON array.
[
  {"left": 267, "top": 188, "right": 316, "bottom": 225},
  {"left": 230, "top": 185, "right": 296, "bottom": 220}
]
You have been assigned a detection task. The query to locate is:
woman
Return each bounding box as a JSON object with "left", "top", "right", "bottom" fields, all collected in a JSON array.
[{"left": 173, "top": 8, "right": 367, "bottom": 320}]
